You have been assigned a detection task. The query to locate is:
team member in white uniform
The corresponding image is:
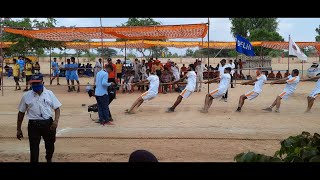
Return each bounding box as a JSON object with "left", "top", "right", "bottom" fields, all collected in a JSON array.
[
  {"left": 167, "top": 64, "right": 196, "bottom": 113},
  {"left": 195, "top": 60, "right": 207, "bottom": 92},
  {"left": 263, "top": 69, "right": 300, "bottom": 113},
  {"left": 301, "top": 75, "right": 320, "bottom": 112},
  {"left": 236, "top": 69, "right": 267, "bottom": 112},
  {"left": 125, "top": 72, "right": 159, "bottom": 114},
  {"left": 201, "top": 67, "right": 231, "bottom": 113},
  {"left": 226, "top": 59, "right": 235, "bottom": 88}
]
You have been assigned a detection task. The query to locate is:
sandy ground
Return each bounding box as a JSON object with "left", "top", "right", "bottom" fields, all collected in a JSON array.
[{"left": 0, "top": 61, "right": 319, "bottom": 162}]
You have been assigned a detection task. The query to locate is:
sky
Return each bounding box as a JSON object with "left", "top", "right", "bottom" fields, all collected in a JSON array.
[{"left": 20, "top": 18, "right": 320, "bottom": 56}]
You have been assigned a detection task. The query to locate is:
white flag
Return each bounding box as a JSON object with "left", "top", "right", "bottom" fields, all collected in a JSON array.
[{"left": 289, "top": 37, "right": 307, "bottom": 61}]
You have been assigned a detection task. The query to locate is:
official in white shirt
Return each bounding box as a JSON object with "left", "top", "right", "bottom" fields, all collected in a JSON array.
[
  {"left": 195, "top": 60, "right": 207, "bottom": 92},
  {"left": 17, "top": 73, "right": 62, "bottom": 162},
  {"left": 226, "top": 60, "right": 235, "bottom": 88}
]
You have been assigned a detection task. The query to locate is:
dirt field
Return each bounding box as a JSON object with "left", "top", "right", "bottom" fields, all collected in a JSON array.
[{"left": 0, "top": 60, "right": 319, "bottom": 162}]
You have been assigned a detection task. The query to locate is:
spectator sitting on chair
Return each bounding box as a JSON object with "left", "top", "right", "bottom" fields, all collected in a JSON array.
[
  {"left": 160, "top": 68, "right": 173, "bottom": 94},
  {"left": 276, "top": 71, "right": 283, "bottom": 79},
  {"left": 284, "top": 70, "right": 290, "bottom": 78},
  {"left": 123, "top": 71, "right": 134, "bottom": 93},
  {"left": 267, "top": 70, "right": 275, "bottom": 79}
]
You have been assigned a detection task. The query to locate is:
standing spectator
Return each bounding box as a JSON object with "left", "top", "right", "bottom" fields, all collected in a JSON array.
[
  {"left": 116, "top": 59, "right": 123, "bottom": 83},
  {"left": 34, "top": 62, "right": 40, "bottom": 74},
  {"left": 65, "top": 59, "right": 72, "bottom": 92},
  {"left": 4, "top": 63, "right": 10, "bottom": 75},
  {"left": 152, "top": 60, "right": 164, "bottom": 77},
  {"left": 16, "top": 73, "right": 62, "bottom": 162},
  {"left": 95, "top": 65, "right": 115, "bottom": 125},
  {"left": 70, "top": 57, "right": 80, "bottom": 92},
  {"left": 180, "top": 64, "right": 187, "bottom": 76},
  {"left": 234, "top": 59, "right": 238, "bottom": 74},
  {"left": 195, "top": 60, "right": 207, "bottom": 92},
  {"left": 13, "top": 59, "right": 21, "bottom": 90},
  {"left": 18, "top": 56, "right": 25, "bottom": 82},
  {"left": 133, "top": 58, "right": 142, "bottom": 82},
  {"left": 94, "top": 58, "right": 103, "bottom": 79},
  {"left": 170, "top": 61, "right": 180, "bottom": 90},
  {"left": 226, "top": 60, "right": 235, "bottom": 88},
  {"left": 59, "top": 62, "right": 65, "bottom": 77},
  {"left": 106, "top": 58, "right": 117, "bottom": 98},
  {"left": 238, "top": 59, "right": 244, "bottom": 78},
  {"left": 50, "top": 58, "right": 60, "bottom": 85},
  {"left": 24, "top": 58, "right": 33, "bottom": 91},
  {"left": 140, "top": 60, "right": 148, "bottom": 92}
]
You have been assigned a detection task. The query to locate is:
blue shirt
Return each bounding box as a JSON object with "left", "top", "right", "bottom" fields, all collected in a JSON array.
[
  {"left": 18, "top": 59, "right": 25, "bottom": 69},
  {"left": 65, "top": 64, "right": 71, "bottom": 76},
  {"left": 52, "top": 62, "right": 59, "bottom": 71},
  {"left": 71, "top": 63, "right": 78, "bottom": 75},
  {"left": 95, "top": 70, "right": 111, "bottom": 96}
]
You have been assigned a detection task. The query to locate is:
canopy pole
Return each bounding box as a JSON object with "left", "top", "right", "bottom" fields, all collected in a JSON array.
[
  {"left": 49, "top": 47, "right": 52, "bottom": 83},
  {"left": 302, "top": 59, "right": 304, "bottom": 78},
  {"left": 64, "top": 49, "right": 67, "bottom": 63},
  {"left": 288, "top": 35, "right": 290, "bottom": 72},
  {"left": 124, "top": 41, "right": 127, "bottom": 66},
  {"left": 1, "top": 17, "right": 4, "bottom": 96},
  {"left": 260, "top": 46, "right": 263, "bottom": 67},
  {"left": 201, "top": 38, "right": 203, "bottom": 62},
  {"left": 99, "top": 17, "right": 105, "bottom": 69},
  {"left": 207, "top": 18, "right": 210, "bottom": 94}
]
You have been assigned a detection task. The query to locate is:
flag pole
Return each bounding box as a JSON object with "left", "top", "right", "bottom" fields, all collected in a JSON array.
[
  {"left": 207, "top": 18, "right": 210, "bottom": 94},
  {"left": 288, "top": 35, "right": 290, "bottom": 72}
]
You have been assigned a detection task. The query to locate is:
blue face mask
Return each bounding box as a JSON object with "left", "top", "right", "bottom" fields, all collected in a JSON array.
[{"left": 32, "top": 84, "right": 44, "bottom": 92}]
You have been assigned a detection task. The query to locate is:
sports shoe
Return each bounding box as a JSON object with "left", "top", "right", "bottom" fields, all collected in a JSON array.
[
  {"left": 166, "top": 108, "right": 174, "bottom": 113},
  {"left": 236, "top": 107, "right": 241, "bottom": 112},
  {"left": 224, "top": 98, "right": 228, "bottom": 102},
  {"left": 274, "top": 109, "right": 280, "bottom": 113},
  {"left": 105, "top": 121, "right": 114, "bottom": 125},
  {"left": 262, "top": 107, "right": 272, "bottom": 112}
]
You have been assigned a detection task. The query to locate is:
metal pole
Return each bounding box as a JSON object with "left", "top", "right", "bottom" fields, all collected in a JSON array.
[
  {"left": 64, "top": 49, "right": 66, "bottom": 63},
  {"left": 124, "top": 41, "right": 127, "bottom": 66},
  {"left": 207, "top": 18, "right": 210, "bottom": 94},
  {"left": 302, "top": 60, "right": 304, "bottom": 78},
  {"left": 201, "top": 38, "right": 203, "bottom": 62},
  {"left": 260, "top": 46, "right": 263, "bottom": 67},
  {"left": 49, "top": 48, "right": 52, "bottom": 82},
  {"left": 288, "top": 35, "right": 290, "bottom": 72},
  {"left": 99, "top": 17, "right": 105, "bottom": 68},
  {"left": 0, "top": 17, "right": 4, "bottom": 96}
]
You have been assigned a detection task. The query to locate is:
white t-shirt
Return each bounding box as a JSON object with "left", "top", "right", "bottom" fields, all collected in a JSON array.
[
  {"left": 171, "top": 66, "right": 180, "bottom": 75},
  {"left": 226, "top": 63, "right": 235, "bottom": 74},
  {"left": 147, "top": 75, "right": 159, "bottom": 94},
  {"left": 253, "top": 74, "right": 267, "bottom": 94},
  {"left": 218, "top": 65, "right": 226, "bottom": 75},
  {"left": 195, "top": 64, "right": 207, "bottom": 74},
  {"left": 218, "top": 73, "right": 231, "bottom": 93},
  {"left": 284, "top": 75, "right": 300, "bottom": 93},
  {"left": 185, "top": 71, "right": 197, "bottom": 91},
  {"left": 316, "top": 79, "right": 320, "bottom": 89},
  {"left": 18, "top": 87, "right": 62, "bottom": 120}
]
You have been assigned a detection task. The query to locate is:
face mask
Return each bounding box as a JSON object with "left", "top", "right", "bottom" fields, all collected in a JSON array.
[{"left": 32, "top": 84, "right": 44, "bottom": 92}]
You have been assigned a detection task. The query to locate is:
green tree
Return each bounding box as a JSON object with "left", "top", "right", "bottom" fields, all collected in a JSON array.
[
  {"left": 96, "top": 48, "right": 117, "bottom": 58},
  {"left": 117, "top": 18, "right": 170, "bottom": 58},
  {"left": 1, "top": 18, "right": 64, "bottom": 56},
  {"left": 230, "top": 18, "right": 279, "bottom": 38},
  {"left": 185, "top": 48, "right": 194, "bottom": 57},
  {"left": 316, "top": 25, "right": 320, "bottom": 42}
]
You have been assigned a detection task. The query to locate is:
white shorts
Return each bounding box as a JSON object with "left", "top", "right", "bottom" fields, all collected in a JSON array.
[
  {"left": 180, "top": 89, "right": 193, "bottom": 98},
  {"left": 209, "top": 88, "right": 225, "bottom": 99},
  {"left": 141, "top": 91, "right": 157, "bottom": 101},
  {"left": 245, "top": 90, "right": 260, "bottom": 100},
  {"left": 278, "top": 91, "right": 293, "bottom": 100},
  {"left": 309, "top": 88, "right": 320, "bottom": 99}
]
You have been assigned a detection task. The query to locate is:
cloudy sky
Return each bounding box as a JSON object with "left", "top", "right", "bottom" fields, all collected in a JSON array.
[{"left": 27, "top": 18, "right": 320, "bottom": 55}]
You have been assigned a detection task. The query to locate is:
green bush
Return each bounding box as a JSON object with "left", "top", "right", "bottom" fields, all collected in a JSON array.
[{"left": 234, "top": 132, "right": 320, "bottom": 162}]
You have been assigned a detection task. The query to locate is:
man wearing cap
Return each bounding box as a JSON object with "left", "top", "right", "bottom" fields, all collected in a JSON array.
[
  {"left": 195, "top": 59, "right": 207, "bottom": 92},
  {"left": 16, "top": 73, "right": 62, "bottom": 162}
]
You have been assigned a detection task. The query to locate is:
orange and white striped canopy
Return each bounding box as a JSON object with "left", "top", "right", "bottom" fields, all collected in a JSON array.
[{"left": 4, "top": 23, "right": 208, "bottom": 41}]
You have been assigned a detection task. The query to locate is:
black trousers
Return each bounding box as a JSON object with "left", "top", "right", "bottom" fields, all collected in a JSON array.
[
  {"left": 28, "top": 119, "right": 56, "bottom": 162},
  {"left": 109, "top": 93, "right": 115, "bottom": 119},
  {"left": 108, "top": 78, "right": 116, "bottom": 98}
]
